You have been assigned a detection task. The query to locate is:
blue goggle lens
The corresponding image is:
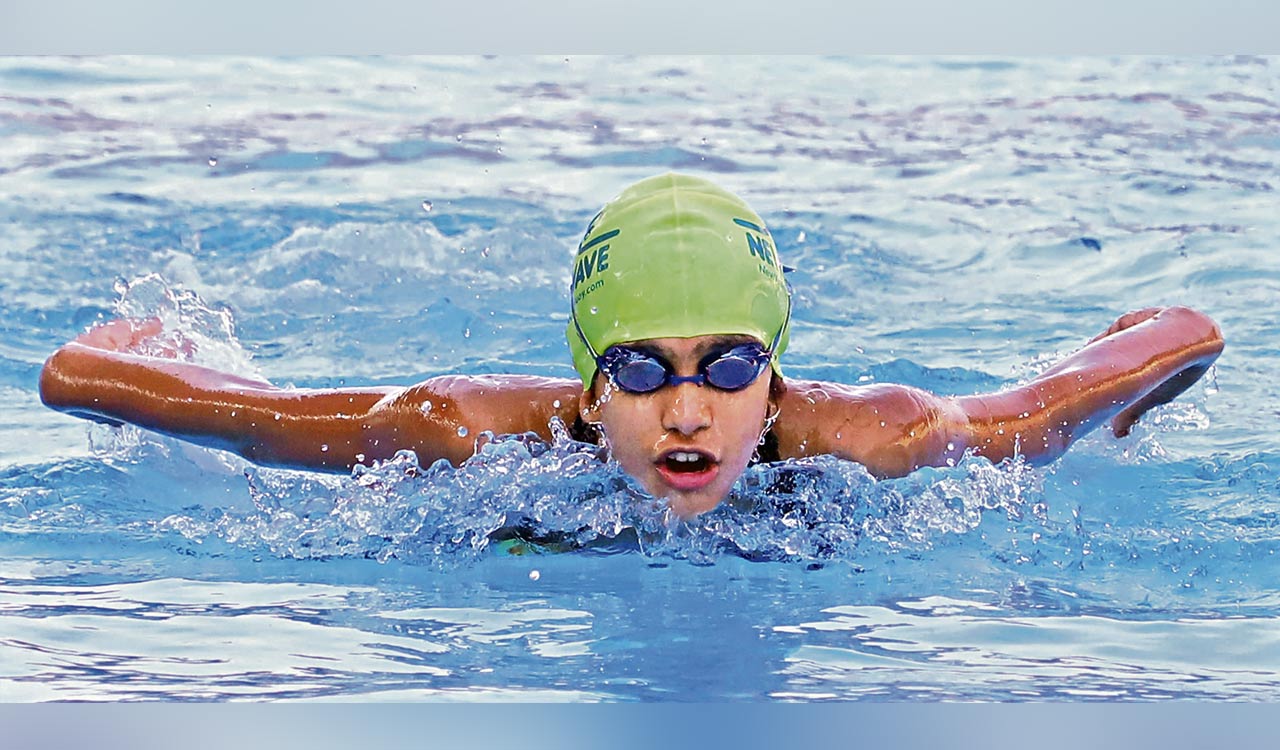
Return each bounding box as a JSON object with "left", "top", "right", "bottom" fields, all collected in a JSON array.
[{"left": 601, "top": 344, "right": 770, "bottom": 394}]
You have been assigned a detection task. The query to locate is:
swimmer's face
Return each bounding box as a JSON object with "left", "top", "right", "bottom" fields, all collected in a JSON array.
[{"left": 579, "top": 335, "right": 776, "bottom": 519}]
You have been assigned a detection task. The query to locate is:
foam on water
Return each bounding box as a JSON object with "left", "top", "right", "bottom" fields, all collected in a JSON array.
[{"left": 48, "top": 276, "right": 1070, "bottom": 572}]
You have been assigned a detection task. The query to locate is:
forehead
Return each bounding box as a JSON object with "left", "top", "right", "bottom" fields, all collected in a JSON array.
[{"left": 623, "top": 334, "right": 761, "bottom": 360}]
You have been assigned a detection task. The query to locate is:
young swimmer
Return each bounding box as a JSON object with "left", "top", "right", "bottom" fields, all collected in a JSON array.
[{"left": 39, "top": 173, "right": 1224, "bottom": 519}]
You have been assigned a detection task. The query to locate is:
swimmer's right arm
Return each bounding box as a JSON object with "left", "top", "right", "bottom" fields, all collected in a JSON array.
[
  {"left": 775, "top": 305, "right": 1223, "bottom": 477},
  {"left": 39, "top": 319, "right": 583, "bottom": 472}
]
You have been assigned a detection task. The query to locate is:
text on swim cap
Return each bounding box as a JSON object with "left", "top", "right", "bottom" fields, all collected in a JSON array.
[
  {"left": 571, "top": 228, "right": 617, "bottom": 296},
  {"left": 733, "top": 218, "right": 781, "bottom": 277}
]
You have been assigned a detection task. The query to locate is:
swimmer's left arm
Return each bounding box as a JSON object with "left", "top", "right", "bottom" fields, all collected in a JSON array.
[
  {"left": 953, "top": 305, "right": 1222, "bottom": 464},
  {"left": 776, "top": 306, "right": 1223, "bottom": 477}
]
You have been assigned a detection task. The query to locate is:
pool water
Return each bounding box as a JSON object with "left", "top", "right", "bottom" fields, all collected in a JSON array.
[{"left": 2, "top": 56, "right": 1278, "bottom": 701}]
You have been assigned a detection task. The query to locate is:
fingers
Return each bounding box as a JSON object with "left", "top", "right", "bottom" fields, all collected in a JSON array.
[
  {"left": 1111, "top": 411, "right": 1138, "bottom": 438},
  {"left": 1088, "top": 307, "right": 1166, "bottom": 345},
  {"left": 74, "top": 318, "right": 140, "bottom": 350},
  {"left": 72, "top": 317, "right": 179, "bottom": 357}
]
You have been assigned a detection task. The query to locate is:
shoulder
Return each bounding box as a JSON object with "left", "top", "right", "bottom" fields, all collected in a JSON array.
[
  {"left": 385, "top": 374, "right": 582, "bottom": 426},
  {"left": 355, "top": 374, "right": 582, "bottom": 467},
  {"left": 775, "top": 378, "right": 941, "bottom": 427},
  {"left": 379, "top": 374, "right": 584, "bottom": 458},
  {"left": 772, "top": 378, "right": 965, "bottom": 478}
]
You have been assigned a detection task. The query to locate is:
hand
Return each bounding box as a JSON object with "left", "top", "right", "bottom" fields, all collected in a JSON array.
[
  {"left": 1109, "top": 363, "right": 1211, "bottom": 438},
  {"left": 1088, "top": 307, "right": 1165, "bottom": 345},
  {"left": 73, "top": 318, "right": 196, "bottom": 359},
  {"left": 1086, "top": 306, "right": 1221, "bottom": 436}
]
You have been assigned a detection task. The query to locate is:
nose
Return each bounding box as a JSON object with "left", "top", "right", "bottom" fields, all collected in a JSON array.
[{"left": 660, "top": 382, "right": 712, "bottom": 436}]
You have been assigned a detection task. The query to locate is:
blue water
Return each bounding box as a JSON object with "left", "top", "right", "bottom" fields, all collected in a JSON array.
[{"left": 2, "top": 56, "right": 1278, "bottom": 701}]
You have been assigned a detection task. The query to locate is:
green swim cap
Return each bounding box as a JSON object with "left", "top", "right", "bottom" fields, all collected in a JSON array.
[{"left": 566, "top": 172, "right": 791, "bottom": 388}]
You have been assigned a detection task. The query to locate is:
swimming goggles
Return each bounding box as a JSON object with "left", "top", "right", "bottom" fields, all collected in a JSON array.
[
  {"left": 569, "top": 283, "right": 791, "bottom": 393},
  {"left": 598, "top": 342, "right": 774, "bottom": 394}
]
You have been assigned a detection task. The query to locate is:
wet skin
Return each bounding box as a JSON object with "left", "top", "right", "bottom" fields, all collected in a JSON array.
[{"left": 40, "top": 306, "right": 1224, "bottom": 519}]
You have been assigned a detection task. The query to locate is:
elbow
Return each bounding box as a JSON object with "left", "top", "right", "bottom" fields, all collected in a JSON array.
[
  {"left": 38, "top": 350, "right": 121, "bottom": 426},
  {"left": 38, "top": 348, "right": 72, "bottom": 410}
]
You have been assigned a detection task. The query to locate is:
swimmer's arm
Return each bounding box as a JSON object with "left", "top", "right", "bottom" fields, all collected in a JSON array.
[
  {"left": 953, "top": 305, "right": 1223, "bottom": 464},
  {"left": 775, "top": 306, "right": 1223, "bottom": 476},
  {"left": 40, "top": 322, "right": 583, "bottom": 471}
]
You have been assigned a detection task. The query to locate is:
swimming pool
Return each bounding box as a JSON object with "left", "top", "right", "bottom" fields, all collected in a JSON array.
[{"left": 2, "top": 56, "right": 1277, "bottom": 701}]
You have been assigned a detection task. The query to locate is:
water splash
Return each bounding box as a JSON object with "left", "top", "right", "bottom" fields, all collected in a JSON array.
[
  {"left": 111, "top": 273, "right": 261, "bottom": 379},
  {"left": 82, "top": 277, "right": 1063, "bottom": 568},
  {"left": 162, "top": 428, "right": 667, "bottom": 567},
  {"left": 144, "top": 421, "right": 1050, "bottom": 569}
]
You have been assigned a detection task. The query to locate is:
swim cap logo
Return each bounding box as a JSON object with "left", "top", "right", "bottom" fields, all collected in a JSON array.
[
  {"left": 733, "top": 218, "right": 781, "bottom": 281},
  {"left": 581, "top": 208, "right": 603, "bottom": 241},
  {"left": 571, "top": 225, "right": 617, "bottom": 301}
]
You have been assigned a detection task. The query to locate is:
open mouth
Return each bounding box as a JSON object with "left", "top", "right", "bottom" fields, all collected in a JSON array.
[
  {"left": 655, "top": 449, "right": 720, "bottom": 491},
  {"left": 663, "top": 450, "right": 713, "bottom": 473}
]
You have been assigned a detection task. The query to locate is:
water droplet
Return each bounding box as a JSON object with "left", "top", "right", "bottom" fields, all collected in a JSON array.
[
  {"left": 207, "top": 157, "right": 218, "bottom": 167},
  {"left": 457, "top": 426, "right": 469, "bottom": 438},
  {"left": 481, "top": 246, "right": 491, "bottom": 257},
  {"left": 273, "top": 413, "right": 282, "bottom": 421},
  {"left": 421, "top": 400, "right": 433, "bottom": 414},
  {"left": 879, "top": 421, "right": 887, "bottom": 428},
  {"left": 553, "top": 399, "right": 561, "bottom": 409},
  {"left": 355, "top": 453, "right": 366, "bottom": 462},
  {"left": 589, "top": 306, "right": 598, "bottom": 315},
  {"left": 946, "top": 442, "right": 955, "bottom": 451},
  {"left": 529, "top": 569, "right": 541, "bottom": 581},
  {"left": 320, "top": 444, "right": 329, "bottom": 452},
  {"left": 421, "top": 200, "right": 433, "bottom": 212},
  {"left": 455, "top": 134, "right": 463, "bottom": 142},
  {"left": 463, "top": 328, "right": 471, "bottom": 338}
]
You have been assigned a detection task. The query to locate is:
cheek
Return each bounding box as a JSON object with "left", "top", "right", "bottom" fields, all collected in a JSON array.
[
  {"left": 596, "top": 399, "right": 658, "bottom": 461},
  {"left": 715, "top": 388, "right": 773, "bottom": 458},
  {"left": 725, "top": 404, "right": 769, "bottom": 456}
]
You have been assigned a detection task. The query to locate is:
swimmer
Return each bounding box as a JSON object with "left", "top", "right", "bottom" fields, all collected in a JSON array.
[{"left": 39, "top": 173, "right": 1224, "bottom": 519}]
